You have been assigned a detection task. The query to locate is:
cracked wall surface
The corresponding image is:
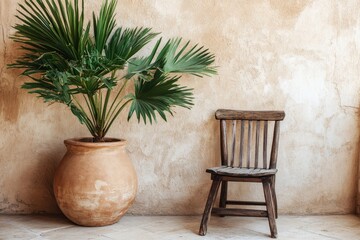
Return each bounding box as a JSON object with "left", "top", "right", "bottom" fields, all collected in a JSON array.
[{"left": 0, "top": 0, "right": 360, "bottom": 215}]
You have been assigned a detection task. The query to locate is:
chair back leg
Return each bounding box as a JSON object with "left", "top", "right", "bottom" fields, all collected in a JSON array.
[
  {"left": 219, "top": 180, "right": 228, "bottom": 216},
  {"left": 271, "top": 176, "right": 278, "bottom": 219}
]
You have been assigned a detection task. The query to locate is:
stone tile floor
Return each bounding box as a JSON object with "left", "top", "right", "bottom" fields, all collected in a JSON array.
[{"left": 0, "top": 214, "right": 359, "bottom": 240}]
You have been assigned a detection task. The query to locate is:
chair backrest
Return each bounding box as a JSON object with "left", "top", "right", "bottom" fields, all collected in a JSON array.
[{"left": 215, "top": 109, "right": 285, "bottom": 170}]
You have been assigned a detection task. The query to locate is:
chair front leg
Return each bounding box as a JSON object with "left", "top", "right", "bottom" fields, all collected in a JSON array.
[
  {"left": 199, "top": 176, "right": 221, "bottom": 236},
  {"left": 263, "top": 178, "right": 277, "bottom": 238}
]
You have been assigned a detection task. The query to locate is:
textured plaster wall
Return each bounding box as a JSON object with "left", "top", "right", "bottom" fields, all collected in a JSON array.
[{"left": 0, "top": 0, "right": 360, "bottom": 215}]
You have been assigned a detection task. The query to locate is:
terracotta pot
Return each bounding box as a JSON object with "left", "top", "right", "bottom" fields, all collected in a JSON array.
[{"left": 53, "top": 138, "right": 137, "bottom": 227}]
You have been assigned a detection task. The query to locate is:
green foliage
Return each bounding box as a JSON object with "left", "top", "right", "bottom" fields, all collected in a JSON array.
[
  {"left": 127, "top": 70, "right": 194, "bottom": 124},
  {"left": 10, "top": 0, "right": 217, "bottom": 142}
]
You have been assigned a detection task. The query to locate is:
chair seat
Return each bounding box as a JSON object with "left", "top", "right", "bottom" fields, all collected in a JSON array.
[{"left": 206, "top": 166, "right": 277, "bottom": 177}]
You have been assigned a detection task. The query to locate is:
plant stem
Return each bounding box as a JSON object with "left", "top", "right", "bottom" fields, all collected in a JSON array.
[
  {"left": 82, "top": 94, "right": 96, "bottom": 124},
  {"left": 103, "top": 99, "right": 132, "bottom": 136},
  {"left": 100, "top": 71, "right": 116, "bottom": 129},
  {"left": 106, "top": 77, "right": 129, "bottom": 121},
  {"left": 72, "top": 96, "right": 97, "bottom": 136}
]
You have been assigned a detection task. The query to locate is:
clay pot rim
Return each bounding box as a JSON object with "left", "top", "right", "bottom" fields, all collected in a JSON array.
[{"left": 64, "top": 137, "right": 127, "bottom": 148}]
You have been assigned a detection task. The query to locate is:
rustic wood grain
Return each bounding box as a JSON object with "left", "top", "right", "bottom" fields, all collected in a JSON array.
[
  {"left": 226, "top": 200, "right": 266, "bottom": 206},
  {"left": 216, "top": 109, "right": 285, "bottom": 121},
  {"left": 212, "top": 208, "right": 268, "bottom": 217},
  {"left": 271, "top": 176, "right": 278, "bottom": 219},
  {"left": 263, "top": 121, "right": 268, "bottom": 168},
  {"left": 219, "top": 180, "right": 228, "bottom": 210},
  {"left": 255, "top": 121, "right": 260, "bottom": 168},
  {"left": 239, "top": 120, "right": 245, "bottom": 167},
  {"left": 270, "top": 121, "right": 280, "bottom": 169},
  {"left": 247, "top": 121, "right": 251, "bottom": 168},
  {"left": 199, "top": 177, "right": 221, "bottom": 236},
  {"left": 263, "top": 178, "right": 278, "bottom": 238},
  {"left": 230, "top": 120, "right": 236, "bottom": 167},
  {"left": 220, "top": 120, "right": 228, "bottom": 166},
  {"left": 206, "top": 166, "right": 277, "bottom": 177},
  {"left": 199, "top": 109, "right": 285, "bottom": 237}
]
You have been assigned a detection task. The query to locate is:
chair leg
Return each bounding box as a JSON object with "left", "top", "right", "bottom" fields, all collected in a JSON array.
[
  {"left": 199, "top": 177, "right": 221, "bottom": 236},
  {"left": 219, "top": 180, "right": 228, "bottom": 215},
  {"left": 263, "top": 178, "right": 278, "bottom": 238},
  {"left": 271, "top": 176, "right": 278, "bottom": 219}
]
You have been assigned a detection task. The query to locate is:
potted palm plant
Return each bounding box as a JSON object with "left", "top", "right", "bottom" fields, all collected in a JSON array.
[{"left": 10, "top": 0, "right": 216, "bottom": 226}]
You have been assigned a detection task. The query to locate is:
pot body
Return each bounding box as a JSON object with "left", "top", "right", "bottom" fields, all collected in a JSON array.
[{"left": 53, "top": 138, "right": 137, "bottom": 226}]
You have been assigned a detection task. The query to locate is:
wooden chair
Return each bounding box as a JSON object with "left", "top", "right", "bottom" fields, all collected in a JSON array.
[{"left": 199, "top": 109, "right": 285, "bottom": 238}]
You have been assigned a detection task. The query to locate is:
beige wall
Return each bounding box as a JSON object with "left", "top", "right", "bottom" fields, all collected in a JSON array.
[{"left": 0, "top": 0, "right": 359, "bottom": 215}]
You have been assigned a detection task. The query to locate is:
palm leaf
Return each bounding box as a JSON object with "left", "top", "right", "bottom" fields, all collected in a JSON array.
[
  {"left": 93, "top": 0, "right": 117, "bottom": 52},
  {"left": 106, "top": 27, "right": 158, "bottom": 62},
  {"left": 127, "top": 70, "right": 193, "bottom": 124},
  {"left": 125, "top": 38, "right": 162, "bottom": 79},
  {"left": 157, "top": 38, "right": 216, "bottom": 77},
  {"left": 12, "top": 0, "right": 90, "bottom": 63}
]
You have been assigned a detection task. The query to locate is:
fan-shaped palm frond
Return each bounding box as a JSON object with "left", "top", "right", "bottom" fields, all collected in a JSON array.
[
  {"left": 93, "top": 0, "right": 117, "bottom": 52},
  {"left": 106, "top": 27, "right": 158, "bottom": 62},
  {"left": 12, "top": 0, "right": 90, "bottom": 62},
  {"left": 127, "top": 70, "right": 193, "bottom": 124},
  {"left": 157, "top": 38, "right": 217, "bottom": 76}
]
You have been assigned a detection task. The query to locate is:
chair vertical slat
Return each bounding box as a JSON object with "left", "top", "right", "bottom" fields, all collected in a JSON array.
[
  {"left": 239, "top": 120, "right": 245, "bottom": 168},
  {"left": 254, "top": 121, "right": 260, "bottom": 168},
  {"left": 247, "top": 121, "right": 251, "bottom": 168},
  {"left": 269, "top": 121, "right": 280, "bottom": 169},
  {"left": 220, "top": 120, "right": 228, "bottom": 166},
  {"left": 263, "top": 121, "right": 268, "bottom": 169},
  {"left": 230, "top": 120, "right": 237, "bottom": 167}
]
